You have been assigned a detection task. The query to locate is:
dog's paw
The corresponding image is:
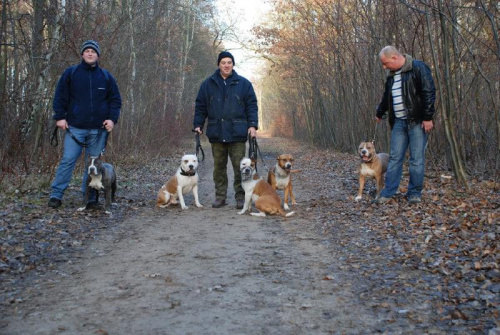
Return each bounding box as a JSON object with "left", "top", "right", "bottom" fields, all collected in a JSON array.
[
  {"left": 105, "top": 210, "right": 112, "bottom": 215},
  {"left": 355, "top": 195, "right": 362, "bottom": 201},
  {"left": 77, "top": 207, "right": 86, "bottom": 211},
  {"left": 181, "top": 205, "right": 189, "bottom": 210},
  {"left": 195, "top": 203, "right": 204, "bottom": 208},
  {"left": 284, "top": 203, "right": 290, "bottom": 211},
  {"left": 237, "top": 210, "right": 246, "bottom": 215},
  {"left": 111, "top": 202, "right": 118, "bottom": 207}
]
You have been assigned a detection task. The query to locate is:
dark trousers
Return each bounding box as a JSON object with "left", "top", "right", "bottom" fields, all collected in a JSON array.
[{"left": 211, "top": 142, "right": 246, "bottom": 201}]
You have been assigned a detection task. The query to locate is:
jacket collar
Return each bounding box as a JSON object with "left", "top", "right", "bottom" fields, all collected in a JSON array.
[
  {"left": 389, "top": 54, "right": 413, "bottom": 76},
  {"left": 80, "top": 59, "right": 99, "bottom": 71},
  {"left": 212, "top": 69, "right": 239, "bottom": 83}
]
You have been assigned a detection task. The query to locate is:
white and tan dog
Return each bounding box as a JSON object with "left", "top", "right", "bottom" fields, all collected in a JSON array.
[
  {"left": 267, "top": 154, "right": 300, "bottom": 210},
  {"left": 156, "top": 154, "right": 203, "bottom": 209},
  {"left": 355, "top": 141, "right": 389, "bottom": 201},
  {"left": 238, "top": 157, "right": 294, "bottom": 217}
]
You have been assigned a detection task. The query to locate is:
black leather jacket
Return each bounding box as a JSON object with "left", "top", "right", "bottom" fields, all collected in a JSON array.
[{"left": 376, "top": 55, "right": 436, "bottom": 128}]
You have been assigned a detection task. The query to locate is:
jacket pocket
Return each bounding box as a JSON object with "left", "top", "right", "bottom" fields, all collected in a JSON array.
[
  {"left": 206, "top": 119, "right": 220, "bottom": 140},
  {"left": 232, "top": 119, "right": 248, "bottom": 140}
]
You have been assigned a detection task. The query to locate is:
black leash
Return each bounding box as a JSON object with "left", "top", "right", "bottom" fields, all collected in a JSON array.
[
  {"left": 248, "top": 135, "right": 268, "bottom": 173},
  {"left": 50, "top": 125, "right": 107, "bottom": 150},
  {"left": 192, "top": 130, "right": 205, "bottom": 162}
]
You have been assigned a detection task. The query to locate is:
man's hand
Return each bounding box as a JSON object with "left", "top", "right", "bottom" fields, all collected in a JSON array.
[
  {"left": 422, "top": 120, "right": 433, "bottom": 133},
  {"left": 375, "top": 116, "right": 383, "bottom": 123},
  {"left": 103, "top": 120, "right": 115, "bottom": 132},
  {"left": 248, "top": 127, "right": 257, "bottom": 138},
  {"left": 194, "top": 127, "right": 203, "bottom": 135},
  {"left": 56, "top": 119, "right": 68, "bottom": 130}
]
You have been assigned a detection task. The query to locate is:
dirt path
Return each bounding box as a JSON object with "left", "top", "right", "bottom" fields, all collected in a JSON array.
[
  {"left": 2, "top": 136, "right": 498, "bottom": 334},
  {"left": 1, "top": 140, "right": 377, "bottom": 335}
]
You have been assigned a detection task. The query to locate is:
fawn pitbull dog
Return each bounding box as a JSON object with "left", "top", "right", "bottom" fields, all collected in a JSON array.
[
  {"left": 267, "top": 154, "right": 300, "bottom": 210},
  {"left": 355, "top": 141, "right": 389, "bottom": 201},
  {"left": 238, "top": 157, "right": 294, "bottom": 217},
  {"left": 156, "top": 154, "right": 203, "bottom": 210},
  {"left": 78, "top": 155, "right": 117, "bottom": 214}
]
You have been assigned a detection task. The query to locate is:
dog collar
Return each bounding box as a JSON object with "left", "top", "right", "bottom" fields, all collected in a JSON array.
[{"left": 180, "top": 168, "right": 196, "bottom": 176}]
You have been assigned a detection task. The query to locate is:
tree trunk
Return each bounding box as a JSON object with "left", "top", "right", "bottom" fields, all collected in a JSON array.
[{"left": 434, "top": 0, "right": 469, "bottom": 189}]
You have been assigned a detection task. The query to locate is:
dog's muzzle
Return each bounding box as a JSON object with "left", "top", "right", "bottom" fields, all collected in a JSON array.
[
  {"left": 88, "top": 166, "right": 98, "bottom": 175},
  {"left": 241, "top": 167, "right": 253, "bottom": 180},
  {"left": 284, "top": 163, "right": 292, "bottom": 170},
  {"left": 360, "top": 150, "right": 372, "bottom": 162}
]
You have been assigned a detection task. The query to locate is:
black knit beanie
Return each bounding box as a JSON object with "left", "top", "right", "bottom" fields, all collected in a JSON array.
[
  {"left": 81, "top": 40, "right": 101, "bottom": 57},
  {"left": 217, "top": 51, "right": 235, "bottom": 66}
]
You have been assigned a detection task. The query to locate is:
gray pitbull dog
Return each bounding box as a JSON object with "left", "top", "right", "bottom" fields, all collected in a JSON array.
[{"left": 78, "top": 155, "right": 117, "bottom": 214}]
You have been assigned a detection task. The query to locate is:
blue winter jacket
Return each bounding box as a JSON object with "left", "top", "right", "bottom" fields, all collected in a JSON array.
[
  {"left": 53, "top": 60, "right": 122, "bottom": 129},
  {"left": 194, "top": 69, "right": 258, "bottom": 143}
]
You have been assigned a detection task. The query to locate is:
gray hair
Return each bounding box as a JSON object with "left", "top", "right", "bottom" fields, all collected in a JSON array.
[{"left": 379, "top": 46, "right": 402, "bottom": 58}]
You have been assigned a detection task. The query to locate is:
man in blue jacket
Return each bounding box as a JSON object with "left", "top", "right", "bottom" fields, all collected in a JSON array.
[
  {"left": 374, "top": 46, "right": 435, "bottom": 204},
  {"left": 48, "top": 40, "right": 122, "bottom": 209},
  {"left": 193, "top": 51, "right": 258, "bottom": 209}
]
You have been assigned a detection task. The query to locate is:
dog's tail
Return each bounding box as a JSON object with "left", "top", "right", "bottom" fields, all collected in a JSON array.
[{"left": 290, "top": 169, "right": 302, "bottom": 173}]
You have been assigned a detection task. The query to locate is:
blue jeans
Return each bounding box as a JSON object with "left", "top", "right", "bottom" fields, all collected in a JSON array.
[
  {"left": 380, "top": 118, "right": 428, "bottom": 199},
  {"left": 50, "top": 126, "right": 108, "bottom": 202}
]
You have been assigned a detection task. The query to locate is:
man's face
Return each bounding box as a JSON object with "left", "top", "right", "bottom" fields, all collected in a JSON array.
[
  {"left": 379, "top": 54, "right": 400, "bottom": 71},
  {"left": 219, "top": 57, "right": 233, "bottom": 78},
  {"left": 82, "top": 48, "right": 99, "bottom": 66}
]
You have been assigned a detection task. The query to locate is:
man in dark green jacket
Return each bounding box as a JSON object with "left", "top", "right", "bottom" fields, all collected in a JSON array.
[{"left": 194, "top": 51, "right": 258, "bottom": 209}]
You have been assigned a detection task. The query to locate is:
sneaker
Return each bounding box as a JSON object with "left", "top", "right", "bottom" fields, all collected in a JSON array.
[
  {"left": 372, "top": 196, "right": 391, "bottom": 204},
  {"left": 48, "top": 198, "right": 62, "bottom": 208},
  {"left": 212, "top": 199, "right": 226, "bottom": 208},
  {"left": 86, "top": 201, "right": 99, "bottom": 210},
  {"left": 236, "top": 199, "right": 244, "bottom": 209},
  {"left": 408, "top": 196, "right": 421, "bottom": 204}
]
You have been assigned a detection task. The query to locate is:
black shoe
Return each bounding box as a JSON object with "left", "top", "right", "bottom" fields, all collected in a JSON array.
[
  {"left": 408, "top": 196, "right": 421, "bottom": 204},
  {"left": 48, "top": 198, "right": 62, "bottom": 208},
  {"left": 86, "top": 201, "right": 99, "bottom": 210},
  {"left": 212, "top": 199, "right": 226, "bottom": 208},
  {"left": 236, "top": 199, "right": 244, "bottom": 209},
  {"left": 372, "top": 196, "right": 391, "bottom": 204}
]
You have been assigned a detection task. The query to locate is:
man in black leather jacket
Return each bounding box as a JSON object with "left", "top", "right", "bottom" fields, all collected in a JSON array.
[{"left": 374, "top": 46, "right": 436, "bottom": 204}]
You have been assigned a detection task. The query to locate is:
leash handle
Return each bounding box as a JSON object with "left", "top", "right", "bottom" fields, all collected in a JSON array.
[
  {"left": 248, "top": 134, "right": 257, "bottom": 160},
  {"left": 50, "top": 126, "right": 59, "bottom": 147},
  {"left": 371, "top": 122, "right": 379, "bottom": 143},
  {"left": 248, "top": 134, "right": 268, "bottom": 173},
  {"left": 193, "top": 130, "right": 205, "bottom": 162}
]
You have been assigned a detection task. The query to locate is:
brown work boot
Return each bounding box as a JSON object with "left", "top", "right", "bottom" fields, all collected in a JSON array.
[{"left": 212, "top": 199, "right": 226, "bottom": 208}]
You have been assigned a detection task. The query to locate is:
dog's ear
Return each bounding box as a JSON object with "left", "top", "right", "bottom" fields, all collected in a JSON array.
[{"left": 276, "top": 156, "right": 280, "bottom": 160}]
